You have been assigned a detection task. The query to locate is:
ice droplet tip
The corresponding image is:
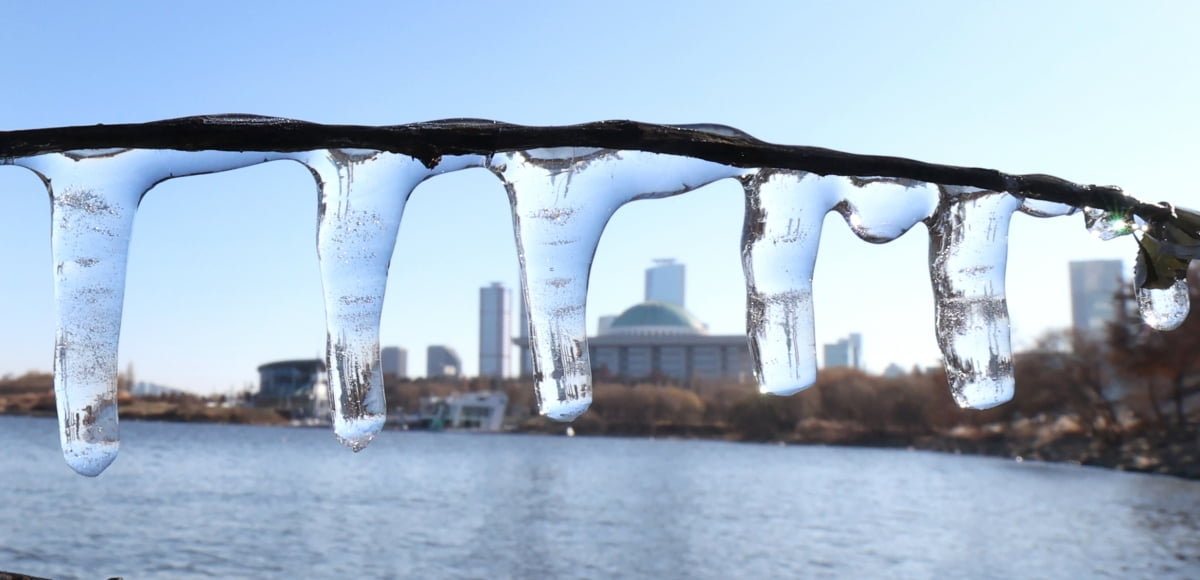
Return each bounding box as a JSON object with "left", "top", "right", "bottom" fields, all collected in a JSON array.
[
  {"left": 964, "top": 398, "right": 1009, "bottom": 411},
  {"left": 63, "top": 440, "right": 119, "bottom": 477},
  {"left": 758, "top": 380, "right": 815, "bottom": 397},
  {"left": 336, "top": 435, "right": 375, "bottom": 452},
  {"left": 542, "top": 400, "right": 590, "bottom": 422},
  {"left": 954, "top": 383, "right": 1014, "bottom": 411},
  {"left": 333, "top": 414, "right": 384, "bottom": 452}
]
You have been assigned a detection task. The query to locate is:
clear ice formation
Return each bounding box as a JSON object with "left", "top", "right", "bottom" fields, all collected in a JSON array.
[
  {"left": 837, "top": 177, "right": 941, "bottom": 244},
  {"left": 1019, "top": 198, "right": 1077, "bottom": 218},
  {"left": 1132, "top": 227, "right": 1191, "bottom": 332},
  {"left": 741, "top": 171, "right": 840, "bottom": 395},
  {"left": 1, "top": 131, "right": 1188, "bottom": 475},
  {"left": 10, "top": 149, "right": 287, "bottom": 476},
  {"left": 300, "top": 150, "right": 482, "bottom": 450},
  {"left": 1083, "top": 207, "right": 1194, "bottom": 328},
  {"left": 1137, "top": 280, "right": 1190, "bottom": 331},
  {"left": 928, "top": 187, "right": 1021, "bottom": 409},
  {"left": 1084, "top": 207, "right": 1134, "bottom": 240},
  {"left": 489, "top": 148, "right": 741, "bottom": 419},
  {"left": 741, "top": 173, "right": 939, "bottom": 395}
]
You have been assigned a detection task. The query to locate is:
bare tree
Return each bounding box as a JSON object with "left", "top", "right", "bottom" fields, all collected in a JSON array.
[{"left": 1107, "top": 266, "right": 1200, "bottom": 432}]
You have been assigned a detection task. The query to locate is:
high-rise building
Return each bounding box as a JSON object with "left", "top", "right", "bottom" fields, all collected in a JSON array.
[
  {"left": 645, "top": 259, "right": 685, "bottom": 308},
  {"left": 427, "top": 346, "right": 462, "bottom": 379},
  {"left": 380, "top": 346, "right": 407, "bottom": 378},
  {"left": 1070, "top": 260, "right": 1124, "bottom": 335},
  {"left": 823, "top": 333, "right": 863, "bottom": 369},
  {"left": 479, "top": 282, "right": 511, "bottom": 378}
]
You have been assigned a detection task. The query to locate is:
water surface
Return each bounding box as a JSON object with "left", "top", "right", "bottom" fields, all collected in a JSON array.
[{"left": 1, "top": 416, "right": 1197, "bottom": 579}]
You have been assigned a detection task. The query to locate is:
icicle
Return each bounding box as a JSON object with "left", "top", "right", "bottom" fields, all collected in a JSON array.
[
  {"left": 490, "top": 149, "right": 740, "bottom": 420},
  {"left": 741, "top": 171, "right": 842, "bottom": 395},
  {"left": 837, "top": 177, "right": 939, "bottom": 243},
  {"left": 740, "top": 174, "right": 937, "bottom": 395},
  {"left": 927, "top": 187, "right": 1021, "bottom": 410},
  {"left": 14, "top": 150, "right": 282, "bottom": 475},
  {"left": 300, "top": 150, "right": 481, "bottom": 450}
]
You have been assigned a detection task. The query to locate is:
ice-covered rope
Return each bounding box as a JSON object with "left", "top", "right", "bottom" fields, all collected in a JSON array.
[
  {"left": 2, "top": 114, "right": 1193, "bottom": 476},
  {"left": 0, "top": 114, "right": 1175, "bottom": 223}
]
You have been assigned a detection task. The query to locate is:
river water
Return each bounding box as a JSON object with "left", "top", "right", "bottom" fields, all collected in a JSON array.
[{"left": 1, "top": 415, "right": 1197, "bottom": 579}]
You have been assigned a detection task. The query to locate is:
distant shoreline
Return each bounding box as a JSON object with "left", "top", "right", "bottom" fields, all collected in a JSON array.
[
  {"left": 18, "top": 404, "right": 1199, "bottom": 481},
  {"left": 2, "top": 390, "right": 1196, "bottom": 481},
  {"left": 512, "top": 416, "right": 1200, "bottom": 481}
]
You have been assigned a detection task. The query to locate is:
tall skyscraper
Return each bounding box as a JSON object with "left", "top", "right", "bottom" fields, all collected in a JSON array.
[
  {"left": 427, "top": 346, "right": 462, "bottom": 379},
  {"left": 645, "top": 259, "right": 685, "bottom": 308},
  {"left": 380, "top": 346, "right": 407, "bottom": 378},
  {"left": 479, "top": 282, "right": 511, "bottom": 378},
  {"left": 823, "top": 333, "right": 863, "bottom": 369},
  {"left": 1070, "top": 260, "right": 1124, "bottom": 335}
]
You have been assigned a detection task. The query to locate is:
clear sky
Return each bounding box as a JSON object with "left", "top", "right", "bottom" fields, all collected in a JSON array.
[{"left": 2, "top": 1, "right": 1198, "bottom": 394}]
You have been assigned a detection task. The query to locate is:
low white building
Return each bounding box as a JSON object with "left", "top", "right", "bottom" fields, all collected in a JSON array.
[
  {"left": 255, "top": 359, "right": 331, "bottom": 421},
  {"left": 422, "top": 392, "right": 508, "bottom": 431}
]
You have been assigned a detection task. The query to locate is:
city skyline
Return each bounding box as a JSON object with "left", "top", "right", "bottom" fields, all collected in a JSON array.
[{"left": 2, "top": 3, "right": 1197, "bottom": 394}]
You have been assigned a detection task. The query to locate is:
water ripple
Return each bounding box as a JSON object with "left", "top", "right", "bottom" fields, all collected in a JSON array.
[{"left": 0, "top": 416, "right": 1196, "bottom": 579}]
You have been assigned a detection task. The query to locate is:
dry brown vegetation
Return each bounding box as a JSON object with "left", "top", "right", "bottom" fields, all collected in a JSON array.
[{"left": 0, "top": 374, "right": 286, "bottom": 425}]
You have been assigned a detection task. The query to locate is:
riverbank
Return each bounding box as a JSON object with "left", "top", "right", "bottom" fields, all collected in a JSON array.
[
  {"left": 517, "top": 413, "right": 1200, "bottom": 480},
  {"left": 918, "top": 420, "right": 1200, "bottom": 480},
  {"left": 0, "top": 392, "right": 288, "bottom": 426},
  {"left": 3, "top": 389, "right": 1196, "bottom": 480}
]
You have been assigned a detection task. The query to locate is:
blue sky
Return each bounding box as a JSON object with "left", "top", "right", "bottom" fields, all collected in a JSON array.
[{"left": 2, "top": 1, "right": 1198, "bottom": 394}]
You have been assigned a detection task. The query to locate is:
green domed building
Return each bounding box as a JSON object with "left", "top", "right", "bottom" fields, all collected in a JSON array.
[
  {"left": 513, "top": 260, "right": 752, "bottom": 385},
  {"left": 587, "top": 301, "right": 750, "bottom": 383},
  {"left": 605, "top": 301, "right": 708, "bottom": 335}
]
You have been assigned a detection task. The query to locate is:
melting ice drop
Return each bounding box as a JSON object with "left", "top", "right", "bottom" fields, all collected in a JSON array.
[
  {"left": 1080, "top": 208, "right": 1191, "bottom": 331},
  {"left": 927, "top": 187, "right": 1020, "bottom": 409},
  {"left": 1137, "top": 278, "right": 1190, "bottom": 331}
]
